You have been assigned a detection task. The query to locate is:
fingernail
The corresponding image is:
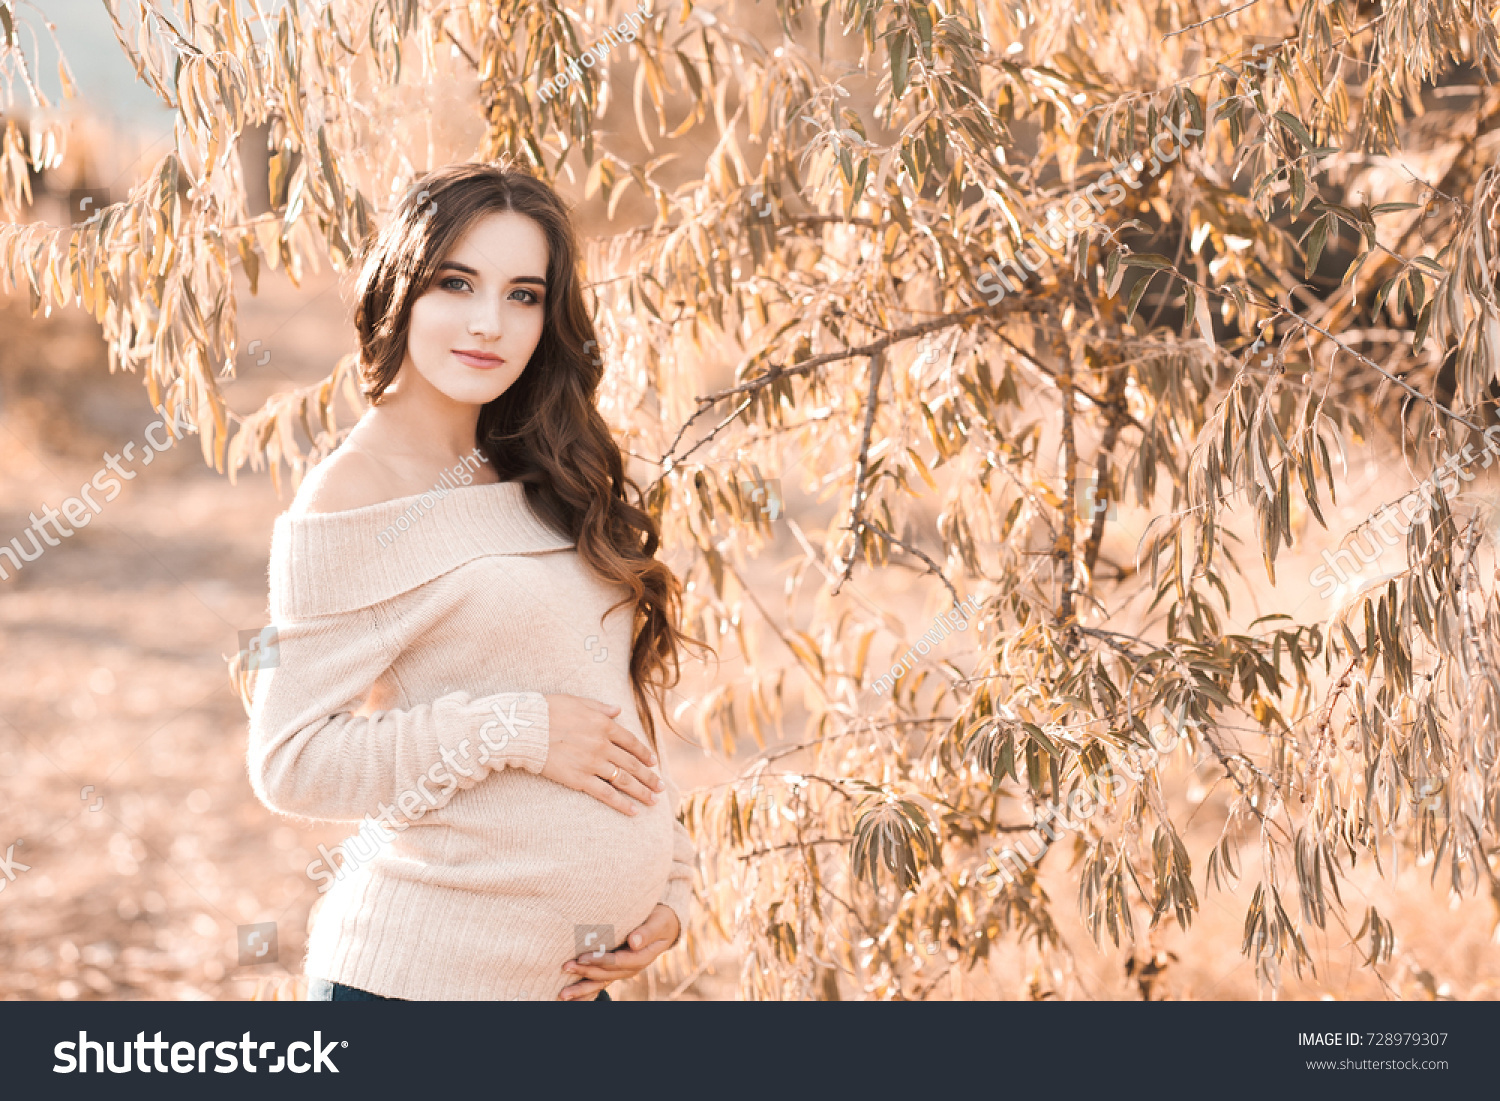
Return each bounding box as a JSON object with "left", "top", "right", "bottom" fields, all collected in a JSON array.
[{"left": 628, "top": 806, "right": 638, "bottom": 815}]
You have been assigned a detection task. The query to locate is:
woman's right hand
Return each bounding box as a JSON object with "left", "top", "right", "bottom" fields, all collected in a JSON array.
[{"left": 539, "top": 694, "right": 663, "bottom": 815}]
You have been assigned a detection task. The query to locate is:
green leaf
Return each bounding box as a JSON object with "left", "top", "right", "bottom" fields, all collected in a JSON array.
[
  {"left": 1342, "top": 248, "right": 1371, "bottom": 286},
  {"left": 1274, "top": 110, "right": 1316, "bottom": 151},
  {"left": 1125, "top": 270, "right": 1155, "bottom": 324},
  {"left": 1123, "top": 252, "right": 1174, "bottom": 270},
  {"left": 1022, "top": 722, "right": 1063, "bottom": 758},
  {"left": 913, "top": 3, "right": 933, "bottom": 56},
  {"left": 1414, "top": 300, "right": 1434, "bottom": 353},
  {"left": 1305, "top": 215, "right": 1329, "bottom": 278},
  {"left": 890, "top": 31, "right": 911, "bottom": 98}
]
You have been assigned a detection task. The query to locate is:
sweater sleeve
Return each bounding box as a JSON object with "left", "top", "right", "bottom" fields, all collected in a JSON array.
[
  {"left": 246, "top": 600, "right": 551, "bottom": 823},
  {"left": 654, "top": 743, "right": 697, "bottom": 948}
]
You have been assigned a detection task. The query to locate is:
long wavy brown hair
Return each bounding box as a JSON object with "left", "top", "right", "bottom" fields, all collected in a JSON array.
[{"left": 350, "top": 162, "right": 710, "bottom": 750}]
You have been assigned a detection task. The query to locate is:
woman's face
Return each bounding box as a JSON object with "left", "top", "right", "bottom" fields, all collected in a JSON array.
[{"left": 399, "top": 209, "right": 550, "bottom": 406}]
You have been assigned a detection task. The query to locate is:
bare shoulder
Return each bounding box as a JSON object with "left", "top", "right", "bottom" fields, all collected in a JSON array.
[{"left": 289, "top": 447, "right": 414, "bottom": 516}]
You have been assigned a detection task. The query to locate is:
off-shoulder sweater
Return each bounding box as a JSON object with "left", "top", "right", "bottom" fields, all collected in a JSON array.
[{"left": 245, "top": 479, "right": 695, "bottom": 1000}]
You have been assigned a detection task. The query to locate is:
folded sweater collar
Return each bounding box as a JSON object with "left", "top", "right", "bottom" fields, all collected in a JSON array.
[{"left": 268, "top": 481, "right": 576, "bottom": 620}]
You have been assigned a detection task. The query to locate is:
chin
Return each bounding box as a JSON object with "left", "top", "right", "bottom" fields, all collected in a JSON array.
[{"left": 419, "top": 364, "right": 524, "bottom": 406}]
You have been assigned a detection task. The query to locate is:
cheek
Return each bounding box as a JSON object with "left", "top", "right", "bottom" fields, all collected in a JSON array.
[
  {"left": 406, "top": 296, "right": 453, "bottom": 358},
  {"left": 511, "top": 304, "right": 547, "bottom": 348}
]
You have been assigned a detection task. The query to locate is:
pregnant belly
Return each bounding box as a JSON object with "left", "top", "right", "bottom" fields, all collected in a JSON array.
[{"left": 384, "top": 769, "right": 674, "bottom": 920}]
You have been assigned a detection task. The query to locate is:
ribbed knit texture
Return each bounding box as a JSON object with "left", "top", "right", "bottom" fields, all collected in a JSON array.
[{"left": 246, "top": 480, "right": 696, "bottom": 1000}]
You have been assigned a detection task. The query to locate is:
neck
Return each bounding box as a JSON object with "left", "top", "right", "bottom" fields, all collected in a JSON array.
[{"left": 360, "top": 382, "right": 485, "bottom": 467}]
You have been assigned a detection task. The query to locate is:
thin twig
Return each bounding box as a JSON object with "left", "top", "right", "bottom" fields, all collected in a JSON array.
[
  {"left": 1161, "top": 0, "right": 1268, "bottom": 42},
  {"left": 657, "top": 301, "right": 1030, "bottom": 474},
  {"left": 856, "top": 519, "right": 962, "bottom": 607},
  {"left": 1055, "top": 323, "right": 1079, "bottom": 624},
  {"left": 1083, "top": 368, "right": 1131, "bottom": 578},
  {"left": 738, "top": 837, "right": 854, "bottom": 860},
  {"left": 834, "top": 350, "right": 888, "bottom": 594}
]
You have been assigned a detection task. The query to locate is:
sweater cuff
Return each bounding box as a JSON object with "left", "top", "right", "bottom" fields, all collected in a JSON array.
[
  {"left": 657, "top": 876, "right": 692, "bottom": 948},
  {"left": 473, "top": 691, "right": 550, "bottom": 775}
]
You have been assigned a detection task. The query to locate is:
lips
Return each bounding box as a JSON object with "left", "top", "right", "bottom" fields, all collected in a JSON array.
[{"left": 453, "top": 349, "right": 505, "bottom": 369}]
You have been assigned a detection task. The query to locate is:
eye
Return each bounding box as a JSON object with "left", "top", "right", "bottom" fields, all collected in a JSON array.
[
  {"left": 510, "top": 287, "right": 542, "bottom": 305},
  {"left": 438, "top": 275, "right": 471, "bottom": 292}
]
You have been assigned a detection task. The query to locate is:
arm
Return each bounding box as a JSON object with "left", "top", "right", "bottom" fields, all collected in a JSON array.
[{"left": 246, "top": 601, "right": 549, "bottom": 823}]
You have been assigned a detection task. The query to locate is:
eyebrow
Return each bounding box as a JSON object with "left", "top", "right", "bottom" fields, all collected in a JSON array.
[{"left": 435, "top": 260, "right": 546, "bottom": 288}]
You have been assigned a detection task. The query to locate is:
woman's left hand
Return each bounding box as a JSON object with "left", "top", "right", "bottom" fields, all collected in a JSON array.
[{"left": 558, "top": 904, "right": 681, "bottom": 1000}]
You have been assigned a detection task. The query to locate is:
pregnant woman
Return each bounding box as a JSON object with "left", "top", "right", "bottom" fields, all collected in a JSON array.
[{"left": 245, "top": 163, "right": 706, "bottom": 1001}]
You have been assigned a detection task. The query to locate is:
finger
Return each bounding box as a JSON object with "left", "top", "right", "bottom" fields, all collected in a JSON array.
[
  {"left": 608, "top": 722, "right": 658, "bottom": 768},
  {"left": 583, "top": 775, "right": 639, "bottom": 816},
  {"left": 558, "top": 980, "right": 606, "bottom": 1001},
  {"left": 607, "top": 750, "right": 661, "bottom": 806},
  {"left": 573, "top": 695, "right": 622, "bottom": 716},
  {"left": 633, "top": 907, "right": 678, "bottom": 944},
  {"left": 612, "top": 747, "right": 665, "bottom": 795},
  {"left": 564, "top": 960, "right": 638, "bottom": 981},
  {"left": 568, "top": 941, "right": 669, "bottom": 974}
]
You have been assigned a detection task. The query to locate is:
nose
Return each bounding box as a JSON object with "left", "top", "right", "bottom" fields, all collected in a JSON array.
[{"left": 468, "top": 294, "right": 504, "bottom": 341}]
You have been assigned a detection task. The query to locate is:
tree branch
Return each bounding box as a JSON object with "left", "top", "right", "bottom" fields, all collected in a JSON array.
[
  {"left": 1083, "top": 367, "right": 1131, "bottom": 579},
  {"left": 834, "top": 350, "right": 887, "bottom": 595},
  {"left": 1054, "top": 324, "right": 1079, "bottom": 624},
  {"left": 657, "top": 301, "right": 1030, "bottom": 475}
]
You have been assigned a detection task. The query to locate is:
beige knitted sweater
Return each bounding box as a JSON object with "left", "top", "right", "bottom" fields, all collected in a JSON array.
[{"left": 245, "top": 480, "right": 695, "bottom": 1000}]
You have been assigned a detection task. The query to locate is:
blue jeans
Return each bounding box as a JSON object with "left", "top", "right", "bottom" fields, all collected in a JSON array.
[{"left": 306, "top": 977, "right": 611, "bottom": 1001}]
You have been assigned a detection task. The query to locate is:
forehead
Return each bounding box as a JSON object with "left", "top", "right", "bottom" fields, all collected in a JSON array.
[{"left": 441, "top": 210, "right": 549, "bottom": 275}]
